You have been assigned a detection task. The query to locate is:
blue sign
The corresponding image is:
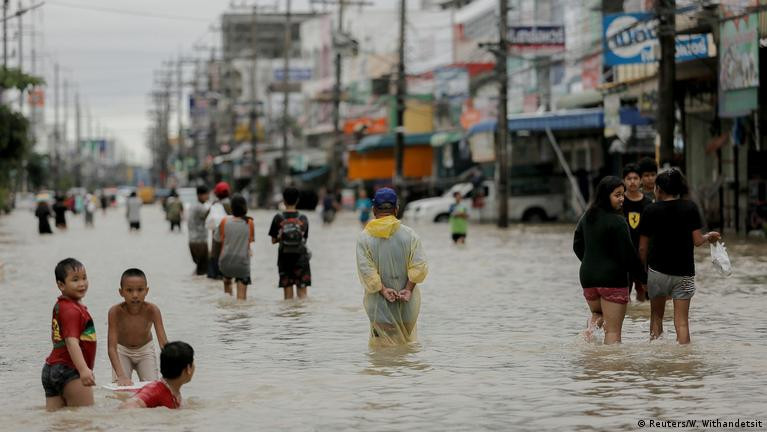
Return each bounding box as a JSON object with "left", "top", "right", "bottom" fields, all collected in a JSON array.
[
  {"left": 603, "top": 13, "right": 710, "bottom": 65},
  {"left": 273, "top": 68, "right": 312, "bottom": 82}
]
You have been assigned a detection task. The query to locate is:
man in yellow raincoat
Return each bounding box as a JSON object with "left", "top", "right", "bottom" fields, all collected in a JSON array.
[{"left": 356, "top": 188, "right": 428, "bottom": 345}]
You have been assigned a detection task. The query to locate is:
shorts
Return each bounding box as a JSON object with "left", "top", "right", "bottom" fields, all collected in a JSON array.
[
  {"left": 452, "top": 233, "right": 466, "bottom": 242},
  {"left": 41, "top": 363, "right": 80, "bottom": 397},
  {"left": 582, "top": 287, "right": 629, "bottom": 305},
  {"left": 278, "top": 252, "right": 311, "bottom": 288},
  {"left": 223, "top": 275, "right": 252, "bottom": 285},
  {"left": 113, "top": 341, "right": 160, "bottom": 382},
  {"left": 647, "top": 268, "right": 695, "bottom": 300},
  {"left": 129, "top": 221, "right": 140, "bottom": 230}
]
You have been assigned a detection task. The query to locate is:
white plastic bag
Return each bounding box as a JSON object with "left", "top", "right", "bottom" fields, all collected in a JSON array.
[{"left": 710, "top": 241, "right": 732, "bottom": 277}]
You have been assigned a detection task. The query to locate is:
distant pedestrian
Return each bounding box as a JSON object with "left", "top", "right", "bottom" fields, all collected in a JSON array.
[
  {"left": 622, "top": 163, "right": 652, "bottom": 302},
  {"left": 355, "top": 189, "right": 372, "bottom": 227},
  {"left": 356, "top": 188, "right": 428, "bottom": 345},
  {"left": 573, "top": 176, "right": 646, "bottom": 344},
  {"left": 449, "top": 191, "right": 469, "bottom": 244},
  {"left": 321, "top": 189, "right": 339, "bottom": 224},
  {"left": 165, "top": 190, "right": 184, "bottom": 232},
  {"left": 205, "top": 182, "right": 232, "bottom": 279},
  {"left": 100, "top": 191, "right": 109, "bottom": 214},
  {"left": 84, "top": 193, "right": 96, "bottom": 227},
  {"left": 638, "top": 169, "right": 721, "bottom": 344},
  {"left": 187, "top": 185, "right": 210, "bottom": 276},
  {"left": 269, "top": 187, "right": 311, "bottom": 300},
  {"left": 219, "top": 194, "right": 254, "bottom": 300},
  {"left": 52, "top": 195, "right": 68, "bottom": 229},
  {"left": 638, "top": 157, "right": 658, "bottom": 202},
  {"left": 35, "top": 199, "right": 53, "bottom": 234},
  {"left": 126, "top": 191, "right": 142, "bottom": 231}
]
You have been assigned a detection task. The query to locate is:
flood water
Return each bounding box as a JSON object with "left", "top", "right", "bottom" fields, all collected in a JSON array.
[{"left": 0, "top": 205, "right": 765, "bottom": 431}]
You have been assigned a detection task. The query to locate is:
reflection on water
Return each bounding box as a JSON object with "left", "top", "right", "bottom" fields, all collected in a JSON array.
[{"left": 0, "top": 208, "right": 765, "bottom": 431}]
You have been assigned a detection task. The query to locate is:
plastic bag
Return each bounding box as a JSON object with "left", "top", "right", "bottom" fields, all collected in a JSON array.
[{"left": 710, "top": 241, "right": 732, "bottom": 277}]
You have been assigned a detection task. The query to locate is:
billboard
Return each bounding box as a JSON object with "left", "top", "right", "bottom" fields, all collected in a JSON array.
[
  {"left": 719, "top": 15, "right": 759, "bottom": 91},
  {"left": 508, "top": 26, "right": 565, "bottom": 53},
  {"left": 603, "top": 13, "right": 711, "bottom": 65}
]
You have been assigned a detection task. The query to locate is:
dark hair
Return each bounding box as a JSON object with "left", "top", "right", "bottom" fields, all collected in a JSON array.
[
  {"left": 196, "top": 185, "right": 209, "bottom": 195},
  {"left": 160, "top": 341, "right": 194, "bottom": 379},
  {"left": 55, "top": 258, "right": 85, "bottom": 283},
  {"left": 586, "top": 176, "right": 624, "bottom": 220},
  {"left": 622, "top": 163, "right": 640, "bottom": 179},
  {"left": 655, "top": 168, "right": 689, "bottom": 197},
  {"left": 169, "top": 189, "right": 178, "bottom": 198},
  {"left": 638, "top": 157, "right": 658, "bottom": 175},
  {"left": 120, "top": 268, "right": 147, "bottom": 287},
  {"left": 231, "top": 194, "right": 247, "bottom": 217},
  {"left": 283, "top": 187, "right": 300, "bottom": 206}
]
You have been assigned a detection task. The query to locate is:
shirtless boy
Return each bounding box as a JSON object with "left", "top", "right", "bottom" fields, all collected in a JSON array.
[{"left": 107, "top": 268, "right": 168, "bottom": 386}]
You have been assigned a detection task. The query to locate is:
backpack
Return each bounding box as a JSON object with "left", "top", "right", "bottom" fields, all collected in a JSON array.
[{"left": 279, "top": 215, "right": 305, "bottom": 254}]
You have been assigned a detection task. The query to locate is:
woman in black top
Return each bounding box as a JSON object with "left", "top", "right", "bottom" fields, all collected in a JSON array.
[
  {"left": 638, "top": 169, "right": 720, "bottom": 344},
  {"left": 574, "top": 177, "right": 646, "bottom": 344}
]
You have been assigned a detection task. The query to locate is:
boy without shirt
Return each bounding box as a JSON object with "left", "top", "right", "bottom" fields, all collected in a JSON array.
[{"left": 108, "top": 268, "right": 168, "bottom": 386}]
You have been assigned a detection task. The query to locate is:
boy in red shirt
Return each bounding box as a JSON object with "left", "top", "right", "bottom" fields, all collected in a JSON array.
[
  {"left": 41, "top": 258, "right": 97, "bottom": 411},
  {"left": 120, "top": 341, "right": 195, "bottom": 409}
]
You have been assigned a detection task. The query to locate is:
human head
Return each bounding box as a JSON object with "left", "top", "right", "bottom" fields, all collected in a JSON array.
[
  {"left": 638, "top": 157, "right": 658, "bottom": 191},
  {"left": 160, "top": 341, "right": 195, "bottom": 382},
  {"left": 170, "top": 189, "right": 178, "bottom": 198},
  {"left": 119, "top": 268, "right": 149, "bottom": 304},
  {"left": 196, "top": 185, "right": 209, "bottom": 203},
  {"left": 453, "top": 191, "right": 462, "bottom": 202},
  {"left": 231, "top": 194, "right": 247, "bottom": 217},
  {"left": 55, "top": 258, "right": 88, "bottom": 300},
  {"left": 213, "top": 182, "right": 230, "bottom": 199},
  {"left": 130, "top": 191, "right": 137, "bottom": 198},
  {"left": 372, "top": 188, "right": 398, "bottom": 217},
  {"left": 622, "top": 163, "right": 641, "bottom": 193},
  {"left": 655, "top": 168, "right": 689, "bottom": 198},
  {"left": 283, "top": 187, "right": 300, "bottom": 207},
  {"left": 588, "top": 176, "right": 625, "bottom": 215}
]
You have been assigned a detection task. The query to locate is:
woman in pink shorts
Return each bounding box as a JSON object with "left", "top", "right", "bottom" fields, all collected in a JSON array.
[{"left": 573, "top": 176, "right": 647, "bottom": 344}]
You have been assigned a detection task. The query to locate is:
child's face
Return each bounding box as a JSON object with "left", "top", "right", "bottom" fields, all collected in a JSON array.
[
  {"left": 641, "top": 172, "right": 657, "bottom": 190},
  {"left": 610, "top": 186, "right": 625, "bottom": 211},
  {"left": 57, "top": 267, "right": 88, "bottom": 301},
  {"left": 198, "top": 193, "right": 209, "bottom": 203},
  {"left": 119, "top": 276, "right": 149, "bottom": 305}
]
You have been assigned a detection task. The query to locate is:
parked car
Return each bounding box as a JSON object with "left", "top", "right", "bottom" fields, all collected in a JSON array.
[{"left": 402, "top": 179, "right": 565, "bottom": 223}]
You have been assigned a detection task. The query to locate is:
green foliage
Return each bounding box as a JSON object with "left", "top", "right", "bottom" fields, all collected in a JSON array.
[
  {"left": 0, "top": 67, "right": 44, "bottom": 91},
  {"left": 0, "top": 105, "right": 30, "bottom": 162},
  {"left": 26, "top": 152, "right": 49, "bottom": 190}
]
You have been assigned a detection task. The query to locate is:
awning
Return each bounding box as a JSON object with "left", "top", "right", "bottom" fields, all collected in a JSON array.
[
  {"left": 619, "top": 106, "right": 653, "bottom": 125},
  {"left": 355, "top": 132, "right": 435, "bottom": 154},
  {"left": 466, "top": 108, "right": 604, "bottom": 137},
  {"left": 430, "top": 131, "right": 463, "bottom": 147}
]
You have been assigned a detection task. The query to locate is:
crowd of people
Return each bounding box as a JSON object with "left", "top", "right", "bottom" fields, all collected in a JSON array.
[{"left": 573, "top": 158, "right": 721, "bottom": 345}]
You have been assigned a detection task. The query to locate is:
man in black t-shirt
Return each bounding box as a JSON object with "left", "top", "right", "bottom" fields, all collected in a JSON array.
[
  {"left": 269, "top": 187, "right": 311, "bottom": 300},
  {"left": 622, "top": 163, "right": 652, "bottom": 301}
]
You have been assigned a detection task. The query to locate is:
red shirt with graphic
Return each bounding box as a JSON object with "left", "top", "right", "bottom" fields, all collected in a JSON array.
[
  {"left": 45, "top": 296, "right": 97, "bottom": 370},
  {"left": 134, "top": 381, "right": 181, "bottom": 409}
]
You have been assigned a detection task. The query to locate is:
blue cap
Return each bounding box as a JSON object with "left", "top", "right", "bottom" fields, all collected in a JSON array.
[{"left": 372, "top": 187, "right": 398, "bottom": 208}]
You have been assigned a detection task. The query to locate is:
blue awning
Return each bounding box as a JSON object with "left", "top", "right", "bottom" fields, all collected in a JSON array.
[
  {"left": 619, "top": 106, "right": 654, "bottom": 125},
  {"left": 466, "top": 108, "right": 605, "bottom": 137},
  {"left": 355, "top": 132, "right": 434, "bottom": 154}
]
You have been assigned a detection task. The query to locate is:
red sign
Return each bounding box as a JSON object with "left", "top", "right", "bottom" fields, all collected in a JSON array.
[
  {"left": 343, "top": 117, "right": 388, "bottom": 135},
  {"left": 28, "top": 88, "right": 45, "bottom": 108}
]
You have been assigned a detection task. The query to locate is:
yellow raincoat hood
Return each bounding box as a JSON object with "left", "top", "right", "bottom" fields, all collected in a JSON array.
[{"left": 364, "top": 215, "right": 401, "bottom": 238}]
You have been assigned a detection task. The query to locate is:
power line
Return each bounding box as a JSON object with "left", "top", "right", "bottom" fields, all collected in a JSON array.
[{"left": 46, "top": 0, "right": 211, "bottom": 22}]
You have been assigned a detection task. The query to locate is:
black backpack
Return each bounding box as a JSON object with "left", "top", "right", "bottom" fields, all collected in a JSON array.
[{"left": 279, "top": 215, "right": 305, "bottom": 254}]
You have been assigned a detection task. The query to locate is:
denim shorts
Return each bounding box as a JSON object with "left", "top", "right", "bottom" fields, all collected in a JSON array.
[{"left": 41, "top": 363, "right": 80, "bottom": 397}]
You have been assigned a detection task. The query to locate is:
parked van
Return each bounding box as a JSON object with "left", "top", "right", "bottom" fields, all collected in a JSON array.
[{"left": 402, "top": 179, "right": 565, "bottom": 223}]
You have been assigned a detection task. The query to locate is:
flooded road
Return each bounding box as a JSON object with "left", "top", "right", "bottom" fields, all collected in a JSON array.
[{"left": 0, "top": 205, "right": 765, "bottom": 431}]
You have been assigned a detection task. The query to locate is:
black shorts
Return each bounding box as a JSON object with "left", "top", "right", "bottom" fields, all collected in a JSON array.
[
  {"left": 278, "top": 252, "right": 311, "bottom": 288},
  {"left": 452, "top": 233, "right": 466, "bottom": 242},
  {"left": 129, "top": 221, "right": 140, "bottom": 230},
  {"left": 41, "top": 363, "right": 80, "bottom": 397},
  {"left": 222, "top": 275, "right": 252, "bottom": 285}
]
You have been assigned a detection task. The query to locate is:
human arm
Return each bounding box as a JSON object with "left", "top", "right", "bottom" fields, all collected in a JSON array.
[
  {"left": 150, "top": 304, "right": 168, "bottom": 349},
  {"left": 617, "top": 219, "right": 647, "bottom": 284},
  {"left": 107, "top": 306, "right": 132, "bottom": 386},
  {"left": 119, "top": 397, "right": 147, "bottom": 409},
  {"left": 268, "top": 214, "right": 281, "bottom": 244},
  {"left": 638, "top": 235, "right": 649, "bottom": 269},
  {"left": 692, "top": 230, "right": 721, "bottom": 247},
  {"left": 573, "top": 218, "right": 585, "bottom": 261},
  {"left": 398, "top": 280, "right": 416, "bottom": 302},
  {"left": 406, "top": 234, "right": 428, "bottom": 285},
  {"left": 65, "top": 338, "right": 95, "bottom": 386},
  {"left": 355, "top": 236, "right": 386, "bottom": 295}
]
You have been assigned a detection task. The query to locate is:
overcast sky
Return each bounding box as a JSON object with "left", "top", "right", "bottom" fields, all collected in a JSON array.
[{"left": 34, "top": 0, "right": 397, "bottom": 166}]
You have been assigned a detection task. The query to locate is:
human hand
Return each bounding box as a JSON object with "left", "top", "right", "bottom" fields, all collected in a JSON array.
[
  {"left": 398, "top": 289, "right": 412, "bottom": 302},
  {"left": 79, "top": 369, "right": 96, "bottom": 386},
  {"left": 117, "top": 376, "right": 133, "bottom": 387},
  {"left": 380, "top": 287, "right": 397, "bottom": 302},
  {"left": 707, "top": 232, "right": 721, "bottom": 243}
]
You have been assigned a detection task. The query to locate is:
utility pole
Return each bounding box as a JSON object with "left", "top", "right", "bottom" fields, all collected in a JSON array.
[
  {"left": 75, "top": 91, "right": 81, "bottom": 186},
  {"left": 250, "top": 5, "right": 259, "bottom": 206},
  {"left": 17, "top": 0, "right": 22, "bottom": 111},
  {"left": 657, "top": 0, "right": 675, "bottom": 165},
  {"left": 2, "top": 0, "right": 8, "bottom": 68},
  {"left": 329, "top": 0, "right": 345, "bottom": 192},
  {"left": 496, "top": 0, "right": 509, "bottom": 228},
  {"left": 176, "top": 55, "right": 184, "bottom": 160},
  {"left": 393, "top": 0, "right": 406, "bottom": 189},
  {"left": 53, "top": 63, "right": 60, "bottom": 190},
  {"left": 281, "top": 0, "right": 291, "bottom": 186}
]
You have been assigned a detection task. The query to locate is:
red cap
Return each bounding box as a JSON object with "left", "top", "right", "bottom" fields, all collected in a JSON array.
[{"left": 213, "top": 182, "right": 230, "bottom": 198}]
